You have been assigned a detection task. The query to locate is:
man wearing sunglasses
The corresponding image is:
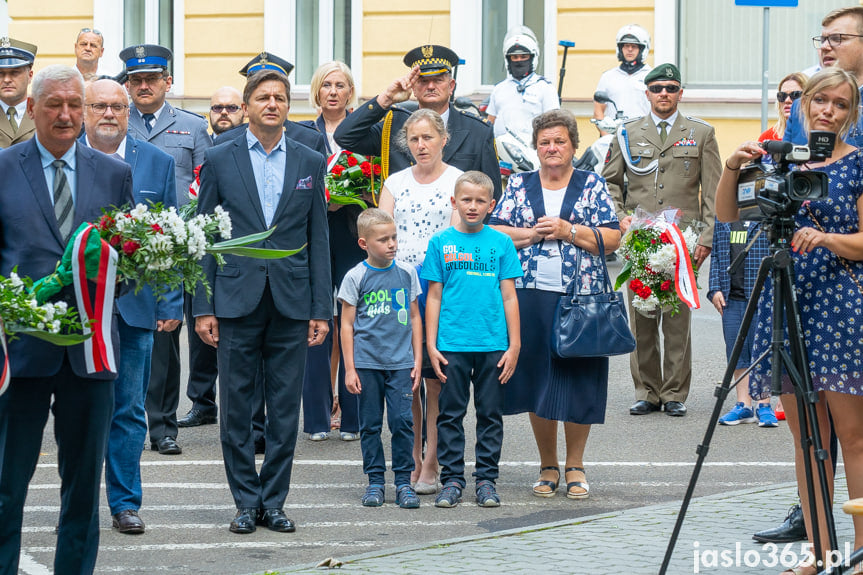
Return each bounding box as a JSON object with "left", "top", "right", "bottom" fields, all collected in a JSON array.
[
  {"left": 603, "top": 62, "right": 720, "bottom": 419},
  {"left": 784, "top": 6, "right": 863, "bottom": 146},
  {"left": 208, "top": 86, "right": 246, "bottom": 140}
]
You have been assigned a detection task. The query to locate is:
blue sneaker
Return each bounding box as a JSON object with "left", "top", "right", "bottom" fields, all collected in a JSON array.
[
  {"left": 719, "top": 402, "right": 756, "bottom": 426},
  {"left": 757, "top": 403, "right": 779, "bottom": 428},
  {"left": 361, "top": 484, "right": 385, "bottom": 507},
  {"left": 434, "top": 482, "right": 462, "bottom": 508},
  {"left": 475, "top": 480, "right": 501, "bottom": 507},
  {"left": 395, "top": 485, "right": 420, "bottom": 509}
]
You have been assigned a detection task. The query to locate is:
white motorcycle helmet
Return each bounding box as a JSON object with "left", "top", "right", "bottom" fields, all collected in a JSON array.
[
  {"left": 503, "top": 26, "right": 540, "bottom": 79},
  {"left": 615, "top": 24, "right": 651, "bottom": 63}
]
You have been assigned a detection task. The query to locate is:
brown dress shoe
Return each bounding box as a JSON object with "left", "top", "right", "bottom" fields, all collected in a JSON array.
[{"left": 112, "top": 509, "right": 145, "bottom": 534}]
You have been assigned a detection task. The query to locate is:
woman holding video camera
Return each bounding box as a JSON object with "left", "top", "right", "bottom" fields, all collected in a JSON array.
[{"left": 716, "top": 67, "right": 863, "bottom": 575}]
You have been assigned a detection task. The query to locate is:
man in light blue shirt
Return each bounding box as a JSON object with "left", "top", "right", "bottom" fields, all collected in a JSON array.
[{"left": 246, "top": 128, "right": 285, "bottom": 227}]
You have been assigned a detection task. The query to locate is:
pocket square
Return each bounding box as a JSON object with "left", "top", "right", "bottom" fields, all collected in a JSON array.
[{"left": 296, "top": 176, "right": 313, "bottom": 190}]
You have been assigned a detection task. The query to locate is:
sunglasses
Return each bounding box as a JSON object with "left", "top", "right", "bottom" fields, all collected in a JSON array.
[
  {"left": 647, "top": 83, "right": 681, "bottom": 94},
  {"left": 211, "top": 105, "right": 241, "bottom": 113},
  {"left": 79, "top": 27, "right": 103, "bottom": 37},
  {"left": 776, "top": 90, "right": 802, "bottom": 103}
]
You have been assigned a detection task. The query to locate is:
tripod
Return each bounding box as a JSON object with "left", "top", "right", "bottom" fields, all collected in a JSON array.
[{"left": 659, "top": 216, "right": 838, "bottom": 574}]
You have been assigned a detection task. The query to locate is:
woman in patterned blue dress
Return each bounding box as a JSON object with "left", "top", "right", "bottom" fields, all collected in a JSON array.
[
  {"left": 716, "top": 68, "right": 863, "bottom": 574},
  {"left": 490, "top": 110, "right": 621, "bottom": 500}
]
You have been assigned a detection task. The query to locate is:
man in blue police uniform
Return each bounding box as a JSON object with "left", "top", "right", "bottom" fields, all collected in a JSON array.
[
  {"left": 0, "top": 37, "right": 37, "bottom": 148},
  {"left": 334, "top": 44, "right": 501, "bottom": 201},
  {"left": 119, "top": 43, "right": 213, "bottom": 456},
  {"left": 80, "top": 78, "right": 183, "bottom": 534}
]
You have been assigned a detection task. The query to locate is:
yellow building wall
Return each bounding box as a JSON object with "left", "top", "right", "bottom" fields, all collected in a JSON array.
[{"left": 8, "top": 0, "right": 95, "bottom": 70}]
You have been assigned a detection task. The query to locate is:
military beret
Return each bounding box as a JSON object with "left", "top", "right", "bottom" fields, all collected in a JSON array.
[
  {"left": 644, "top": 63, "right": 681, "bottom": 85},
  {"left": 403, "top": 45, "right": 459, "bottom": 76},
  {"left": 119, "top": 44, "right": 172, "bottom": 75},
  {"left": 0, "top": 37, "right": 36, "bottom": 69},
  {"left": 240, "top": 52, "right": 294, "bottom": 77}
]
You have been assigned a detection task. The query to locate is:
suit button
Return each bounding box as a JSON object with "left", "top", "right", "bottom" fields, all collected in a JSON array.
[
  {"left": 659, "top": 184, "right": 664, "bottom": 189},
  {"left": 660, "top": 167, "right": 665, "bottom": 173},
  {"left": 660, "top": 152, "right": 665, "bottom": 158},
  {"left": 658, "top": 198, "right": 664, "bottom": 204}
]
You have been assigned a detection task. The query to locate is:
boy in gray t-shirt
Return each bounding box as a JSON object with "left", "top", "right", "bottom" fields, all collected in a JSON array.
[{"left": 338, "top": 209, "right": 423, "bottom": 509}]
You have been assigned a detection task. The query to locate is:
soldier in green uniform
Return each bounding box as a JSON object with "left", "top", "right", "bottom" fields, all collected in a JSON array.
[{"left": 603, "top": 63, "right": 720, "bottom": 418}]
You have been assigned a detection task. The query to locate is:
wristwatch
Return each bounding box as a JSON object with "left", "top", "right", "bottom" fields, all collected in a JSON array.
[{"left": 570, "top": 225, "right": 578, "bottom": 244}]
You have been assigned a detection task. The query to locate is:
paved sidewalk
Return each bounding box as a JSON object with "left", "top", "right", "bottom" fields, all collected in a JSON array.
[{"left": 272, "top": 479, "right": 858, "bottom": 575}]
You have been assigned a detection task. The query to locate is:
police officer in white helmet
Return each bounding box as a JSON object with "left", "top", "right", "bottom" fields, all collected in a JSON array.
[
  {"left": 593, "top": 24, "right": 653, "bottom": 133},
  {"left": 487, "top": 26, "right": 559, "bottom": 138}
]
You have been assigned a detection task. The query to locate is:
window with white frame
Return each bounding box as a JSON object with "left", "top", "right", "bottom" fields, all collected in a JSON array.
[
  {"left": 265, "top": 0, "right": 361, "bottom": 90},
  {"left": 452, "top": 0, "right": 557, "bottom": 95},
  {"left": 123, "top": 0, "right": 174, "bottom": 72},
  {"left": 678, "top": 0, "right": 850, "bottom": 89}
]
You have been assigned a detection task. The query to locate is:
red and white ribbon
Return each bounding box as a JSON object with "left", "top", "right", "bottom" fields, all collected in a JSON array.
[
  {"left": 659, "top": 222, "right": 700, "bottom": 310},
  {"left": 0, "top": 318, "right": 8, "bottom": 397},
  {"left": 72, "top": 224, "right": 118, "bottom": 374}
]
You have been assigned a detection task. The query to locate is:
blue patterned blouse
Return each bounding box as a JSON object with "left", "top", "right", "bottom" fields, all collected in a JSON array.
[{"left": 489, "top": 169, "right": 619, "bottom": 293}]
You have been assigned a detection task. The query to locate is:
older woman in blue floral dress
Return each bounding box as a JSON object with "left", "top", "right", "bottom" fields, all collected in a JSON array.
[
  {"left": 716, "top": 68, "right": 863, "bottom": 575},
  {"left": 490, "top": 109, "right": 621, "bottom": 500}
]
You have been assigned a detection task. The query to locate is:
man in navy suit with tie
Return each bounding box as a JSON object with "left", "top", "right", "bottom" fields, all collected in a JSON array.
[
  {"left": 0, "top": 65, "right": 133, "bottom": 575},
  {"left": 194, "top": 69, "right": 331, "bottom": 534},
  {"left": 80, "top": 78, "right": 183, "bottom": 535}
]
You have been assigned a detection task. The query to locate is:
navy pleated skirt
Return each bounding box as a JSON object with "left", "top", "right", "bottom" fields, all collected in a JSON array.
[{"left": 503, "top": 288, "right": 608, "bottom": 425}]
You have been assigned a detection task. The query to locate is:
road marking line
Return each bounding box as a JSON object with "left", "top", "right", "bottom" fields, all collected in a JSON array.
[
  {"left": 33, "top": 460, "right": 806, "bottom": 468},
  {"left": 22, "top": 520, "right": 472, "bottom": 533},
  {"left": 22, "top": 541, "right": 377, "bottom": 553},
  {"left": 17, "top": 552, "right": 51, "bottom": 575}
]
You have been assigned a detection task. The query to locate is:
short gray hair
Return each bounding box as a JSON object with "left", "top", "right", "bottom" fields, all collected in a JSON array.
[
  {"left": 32, "top": 65, "right": 85, "bottom": 102},
  {"left": 396, "top": 108, "right": 449, "bottom": 152}
]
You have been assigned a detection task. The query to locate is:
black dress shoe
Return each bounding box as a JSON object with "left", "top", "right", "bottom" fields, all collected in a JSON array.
[
  {"left": 229, "top": 508, "right": 258, "bottom": 534},
  {"left": 630, "top": 400, "right": 661, "bottom": 415},
  {"left": 753, "top": 504, "right": 806, "bottom": 543},
  {"left": 150, "top": 436, "right": 182, "bottom": 455},
  {"left": 260, "top": 508, "right": 296, "bottom": 533},
  {"left": 664, "top": 401, "right": 687, "bottom": 416},
  {"left": 112, "top": 509, "right": 145, "bottom": 534},
  {"left": 177, "top": 409, "right": 217, "bottom": 427}
]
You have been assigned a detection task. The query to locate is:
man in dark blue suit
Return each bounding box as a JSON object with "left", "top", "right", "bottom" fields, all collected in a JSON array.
[
  {"left": 0, "top": 65, "right": 133, "bottom": 575},
  {"left": 80, "top": 78, "right": 183, "bottom": 535},
  {"left": 193, "top": 69, "right": 331, "bottom": 534}
]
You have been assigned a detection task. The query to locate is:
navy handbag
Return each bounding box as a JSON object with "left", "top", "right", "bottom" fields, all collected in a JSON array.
[{"left": 551, "top": 228, "right": 636, "bottom": 358}]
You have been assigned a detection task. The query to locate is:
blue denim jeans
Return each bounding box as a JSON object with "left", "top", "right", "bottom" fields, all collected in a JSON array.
[
  {"left": 105, "top": 318, "right": 154, "bottom": 515},
  {"left": 437, "top": 351, "right": 504, "bottom": 489},
  {"left": 355, "top": 368, "right": 414, "bottom": 486}
]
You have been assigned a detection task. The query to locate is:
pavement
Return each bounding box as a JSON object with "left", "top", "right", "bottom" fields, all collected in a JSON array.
[{"left": 275, "top": 479, "right": 858, "bottom": 575}]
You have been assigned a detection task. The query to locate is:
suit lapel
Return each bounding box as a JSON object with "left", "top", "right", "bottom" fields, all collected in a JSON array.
[
  {"left": 74, "top": 145, "right": 99, "bottom": 229},
  {"left": 0, "top": 108, "right": 14, "bottom": 141},
  {"left": 125, "top": 138, "right": 139, "bottom": 174},
  {"left": 271, "top": 138, "right": 300, "bottom": 224},
  {"left": 20, "top": 140, "right": 65, "bottom": 245},
  {"left": 666, "top": 116, "right": 689, "bottom": 151},
  {"left": 150, "top": 104, "right": 176, "bottom": 137},
  {"left": 15, "top": 114, "right": 35, "bottom": 144},
  {"left": 232, "top": 138, "right": 268, "bottom": 229},
  {"left": 443, "top": 111, "right": 468, "bottom": 163},
  {"left": 639, "top": 116, "right": 662, "bottom": 150}
]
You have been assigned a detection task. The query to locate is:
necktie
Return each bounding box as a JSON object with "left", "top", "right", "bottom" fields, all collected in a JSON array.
[
  {"left": 658, "top": 121, "right": 668, "bottom": 144},
  {"left": 143, "top": 113, "right": 155, "bottom": 133},
  {"left": 7, "top": 107, "right": 17, "bottom": 132},
  {"left": 52, "top": 160, "right": 74, "bottom": 241}
]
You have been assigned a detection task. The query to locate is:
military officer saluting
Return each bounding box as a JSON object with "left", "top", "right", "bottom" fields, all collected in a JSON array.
[
  {"left": 120, "top": 44, "right": 211, "bottom": 206},
  {"left": 603, "top": 62, "right": 720, "bottom": 418},
  {"left": 334, "top": 44, "right": 501, "bottom": 200},
  {"left": 119, "top": 43, "right": 212, "bottom": 457},
  {"left": 0, "top": 37, "right": 37, "bottom": 148}
]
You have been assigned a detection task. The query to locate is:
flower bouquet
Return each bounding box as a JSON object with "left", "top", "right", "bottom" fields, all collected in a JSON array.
[
  {"left": 324, "top": 150, "right": 382, "bottom": 208},
  {"left": 614, "top": 207, "right": 702, "bottom": 316}
]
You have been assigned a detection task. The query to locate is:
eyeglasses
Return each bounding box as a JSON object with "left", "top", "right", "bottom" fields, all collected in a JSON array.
[
  {"left": 128, "top": 75, "right": 166, "bottom": 86},
  {"left": 812, "top": 33, "right": 863, "bottom": 49},
  {"left": 647, "top": 83, "right": 681, "bottom": 94},
  {"left": 211, "top": 105, "right": 241, "bottom": 113},
  {"left": 777, "top": 90, "right": 803, "bottom": 103},
  {"left": 86, "top": 103, "right": 129, "bottom": 115},
  {"left": 79, "top": 27, "right": 103, "bottom": 36}
]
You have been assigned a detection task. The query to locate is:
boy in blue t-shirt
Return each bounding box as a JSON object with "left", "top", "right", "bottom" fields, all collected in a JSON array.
[
  {"left": 338, "top": 209, "right": 424, "bottom": 509},
  {"left": 421, "top": 171, "right": 522, "bottom": 508}
]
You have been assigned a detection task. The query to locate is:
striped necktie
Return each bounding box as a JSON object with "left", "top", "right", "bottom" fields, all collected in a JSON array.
[{"left": 52, "top": 160, "right": 74, "bottom": 241}]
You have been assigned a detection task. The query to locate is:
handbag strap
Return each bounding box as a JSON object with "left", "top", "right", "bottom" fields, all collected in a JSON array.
[{"left": 570, "top": 227, "right": 614, "bottom": 296}]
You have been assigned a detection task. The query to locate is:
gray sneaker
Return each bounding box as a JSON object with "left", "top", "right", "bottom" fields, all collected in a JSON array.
[
  {"left": 475, "top": 480, "right": 501, "bottom": 507},
  {"left": 434, "top": 482, "right": 462, "bottom": 508}
]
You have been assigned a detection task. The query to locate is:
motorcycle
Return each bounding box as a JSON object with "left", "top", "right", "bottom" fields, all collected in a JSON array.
[
  {"left": 573, "top": 91, "right": 627, "bottom": 175},
  {"left": 495, "top": 106, "right": 540, "bottom": 178}
]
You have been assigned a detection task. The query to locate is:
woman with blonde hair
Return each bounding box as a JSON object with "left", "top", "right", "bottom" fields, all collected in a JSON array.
[{"left": 759, "top": 72, "right": 807, "bottom": 142}]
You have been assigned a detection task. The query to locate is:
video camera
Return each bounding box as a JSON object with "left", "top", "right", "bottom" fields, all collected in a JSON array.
[{"left": 736, "top": 131, "right": 835, "bottom": 221}]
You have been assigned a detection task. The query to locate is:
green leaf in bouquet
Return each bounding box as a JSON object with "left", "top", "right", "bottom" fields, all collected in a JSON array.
[
  {"left": 613, "top": 260, "right": 632, "bottom": 291},
  {"left": 209, "top": 227, "right": 276, "bottom": 248},
  {"left": 10, "top": 328, "right": 92, "bottom": 346},
  {"left": 209, "top": 244, "right": 307, "bottom": 258},
  {"left": 328, "top": 195, "right": 368, "bottom": 208},
  {"left": 346, "top": 165, "right": 364, "bottom": 180}
]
